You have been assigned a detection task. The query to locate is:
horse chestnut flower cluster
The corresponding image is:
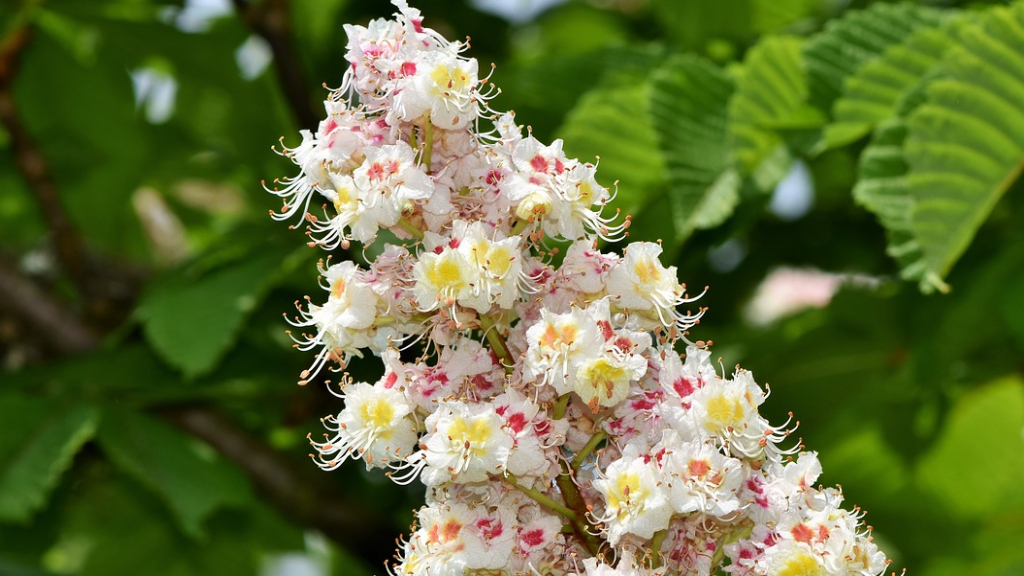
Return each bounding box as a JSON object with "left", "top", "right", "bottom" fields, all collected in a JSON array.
[{"left": 268, "top": 3, "right": 890, "bottom": 576}]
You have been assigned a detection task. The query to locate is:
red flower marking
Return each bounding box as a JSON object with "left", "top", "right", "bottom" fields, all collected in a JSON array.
[
  {"left": 673, "top": 377, "right": 696, "bottom": 398},
  {"left": 521, "top": 528, "right": 546, "bottom": 548},
  {"left": 384, "top": 372, "right": 398, "bottom": 389},
  {"left": 688, "top": 458, "right": 712, "bottom": 479},
  {"left": 368, "top": 162, "right": 386, "bottom": 181},
  {"left": 477, "top": 518, "right": 503, "bottom": 540},
  {"left": 485, "top": 169, "right": 503, "bottom": 186},
  {"left": 530, "top": 155, "right": 549, "bottom": 173},
  {"left": 791, "top": 523, "right": 814, "bottom": 545},
  {"left": 506, "top": 412, "right": 528, "bottom": 435}
]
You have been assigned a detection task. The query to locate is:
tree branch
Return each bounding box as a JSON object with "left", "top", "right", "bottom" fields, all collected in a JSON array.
[
  {"left": 0, "top": 26, "right": 93, "bottom": 299},
  {"left": 232, "top": 0, "right": 319, "bottom": 130},
  {"left": 161, "top": 405, "right": 397, "bottom": 564},
  {"left": 0, "top": 257, "right": 100, "bottom": 354}
]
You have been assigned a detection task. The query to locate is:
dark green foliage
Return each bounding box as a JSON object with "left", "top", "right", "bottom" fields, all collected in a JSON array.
[{"left": 1, "top": 0, "right": 1022, "bottom": 575}]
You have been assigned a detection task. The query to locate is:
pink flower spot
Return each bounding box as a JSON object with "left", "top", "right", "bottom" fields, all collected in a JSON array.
[{"left": 673, "top": 377, "right": 696, "bottom": 398}]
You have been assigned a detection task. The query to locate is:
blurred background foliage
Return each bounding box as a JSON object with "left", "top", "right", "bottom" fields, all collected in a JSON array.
[{"left": 1, "top": 0, "right": 1023, "bottom": 574}]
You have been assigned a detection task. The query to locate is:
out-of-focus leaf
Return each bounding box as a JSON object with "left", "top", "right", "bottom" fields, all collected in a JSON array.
[
  {"left": 804, "top": 3, "right": 945, "bottom": 113},
  {"left": 1003, "top": 269, "right": 1024, "bottom": 351},
  {"left": 906, "top": 3, "right": 1024, "bottom": 291},
  {"left": 0, "top": 395, "right": 98, "bottom": 523},
  {"left": 650, "top": 0, "right": 819, "bottom": 52},
  {"left": 292, "top": 0, "right": 349, "bottom": 55},
  {"left": 824, "top": 15, "right": 964, "bottom": 149},
  {"left": 648, "top": 55, "right": 739, "bottom": 246},
  {"left": 58, "top": 470, "right": 299, "bottom": 576},
  {"left": 0, "top": 559, "right": 59, "bottom": 576},
  {"left": 15, "top": 28, "right": 150, "bottom": 260},
  {"left": 96, "top": 408, "right": 253, "bottom": 539},
  {"left": 136, "top": 241, "right": 305, "bottom": 377},
  {"left": 557, "top": 80, "right": 665, "bottom": 217},
  {"left": 728, "top": 36, "right": 809, "bottom": 190},
  {"left": 915, "top": 376, "right": 1024, "bottom": 519}
]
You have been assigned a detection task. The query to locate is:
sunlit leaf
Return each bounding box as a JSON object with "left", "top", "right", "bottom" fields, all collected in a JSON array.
[
  {"left": 557, "top": 81, "right": 666, "bottom": 217},
  {"left": 648, "top": 55, "right": 739, "bottom": 245},
  {"left": 824, "top": 15, "right": 964, "bottom": 149},
  {"left": 906, "top": 3, "right": 1024, "bottom": 289},
  {"left": 804, "top": 3, "right": 944, "bottom": 113},
  {"left": 729, "top": 36, "right": 811, "bottom": 190},
  {"left": 852, "top": 118, "right": 927, "bottom": 284}
]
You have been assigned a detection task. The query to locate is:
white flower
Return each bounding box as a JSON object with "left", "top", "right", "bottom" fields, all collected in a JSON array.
[
  {"left": 523, "top": 304, "right": 603, "bottom": 395},
  {"left": 419, "top": 401, "right": 514, "bottom": 486},
  {"left": 412, "top": 244, "right": 475, "bottom": 313},
  {"left": 657, "top": 431, "right": 744, "bottom": 519},
  {"left": 288, "top": 261, "right": 380, "bottom": 382},
  {"left": 350, "top": 141, "right": 435, "bottom": 242},
  {"left": 396, "top": 50, "right": 482, "bottom": 129},
  {"left": 593, "top": 444, "right": 673, "bottom": 544},
  {"left": 607, "top": 242, "right": 704, "bottom": 331},
  {"left": 457, "top": 221, "right": 523, "bottom": 312},
  {"left": 309, "top": 380, "right": 417, "bottom": 470}
]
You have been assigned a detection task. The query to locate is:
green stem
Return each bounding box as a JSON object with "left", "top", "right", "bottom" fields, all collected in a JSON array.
[
  {"left": 421, "top": 116, "right": 433, "bottom": 171},
  {"left": 504, "top": 473, "right": 578, "bottom": 521},
  {"left": 373, "top": 316, "right": 396, "bottom": 327},
  {"left": 509, "top": 218, "right": 532, "bottom": 238},
  {"left": 553, "top": 393, "right": 570, "bottom": 420},
  {"left": 650, "top": 528, "right": 669, "bottom": 568},
  {"left": 571, "top": 430, "right": 606, "bottom": 470},
  {"left": 397, "top": 218, "right": 424, "bottom": 239},
  {"left": 711, "top": 522, "right": 753, "bottom": 568},
  {"left": 478, "top": 314, "right": 513, "bottom": 374},
  {"left": 556, "top": 461, "right": 603, "bottom": 557}
]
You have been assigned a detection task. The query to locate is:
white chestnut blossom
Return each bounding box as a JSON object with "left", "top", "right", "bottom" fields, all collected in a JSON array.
[{"left": 269, "top": 4, "right": 892, "bottom": 576}]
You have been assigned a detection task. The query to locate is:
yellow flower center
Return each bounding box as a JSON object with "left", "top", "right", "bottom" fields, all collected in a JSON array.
[
  {"left": 774, "top": 551, "right": 824, "bottom": 576},
  {"left": 360, "top": 399, "right": 395, "bottom": 439},
  {"left": 446, "top": 417, "right": 492, "bottom": 457},
  {"left": 430, "top": 64, "right": 470, "bottom": 95},
  {"left": 635, "top": 258, "right": 662, "bottom": 285},
  {"left": 706, "top": 392, "right": 745, "bottom": 431},
  {"left": 579, "top": 358, "right": 628, "bottom": 400},
  {"left": 485, "top": 246, "right": 514, "bottom": 277},
  {"left": 607, "top": 471, "right": 644, "bottom": 515},
  {"left": 426, "top": 256, "right": 466, "bottom": 291}
]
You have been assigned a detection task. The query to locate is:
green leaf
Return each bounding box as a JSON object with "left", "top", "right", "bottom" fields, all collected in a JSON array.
[
  {"left": 906, "top": 3, "right": 1024, "bottom": 289},
  {"left": 824, "top": 14, "right": 966, "bottom": 149},
  {"left": 852, "top": 118, "right": 928, "bottom": 285},
  {"left": 916, "top": 375, "right": 1024, "bottom": 519},
  {"left": 803, "top": 3, "right": 945, "bottom": 113},
  {"left": 136, "top": 240, "right": 305, "bottom": 377},
  {"left": 96, "top": 408, "right": 252, "bottom": 538},
  {"left": 728, "top": 36, "right": 808, "bottom": 190},
  {"left": 557, "top": 81, "right": 666, "bottom": 216},
  {"left": 648, "top": 55, "right": 739, "bottom": 245},
  {"left": 0, "top": 395, "right": 99, "bottom": 523}
]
